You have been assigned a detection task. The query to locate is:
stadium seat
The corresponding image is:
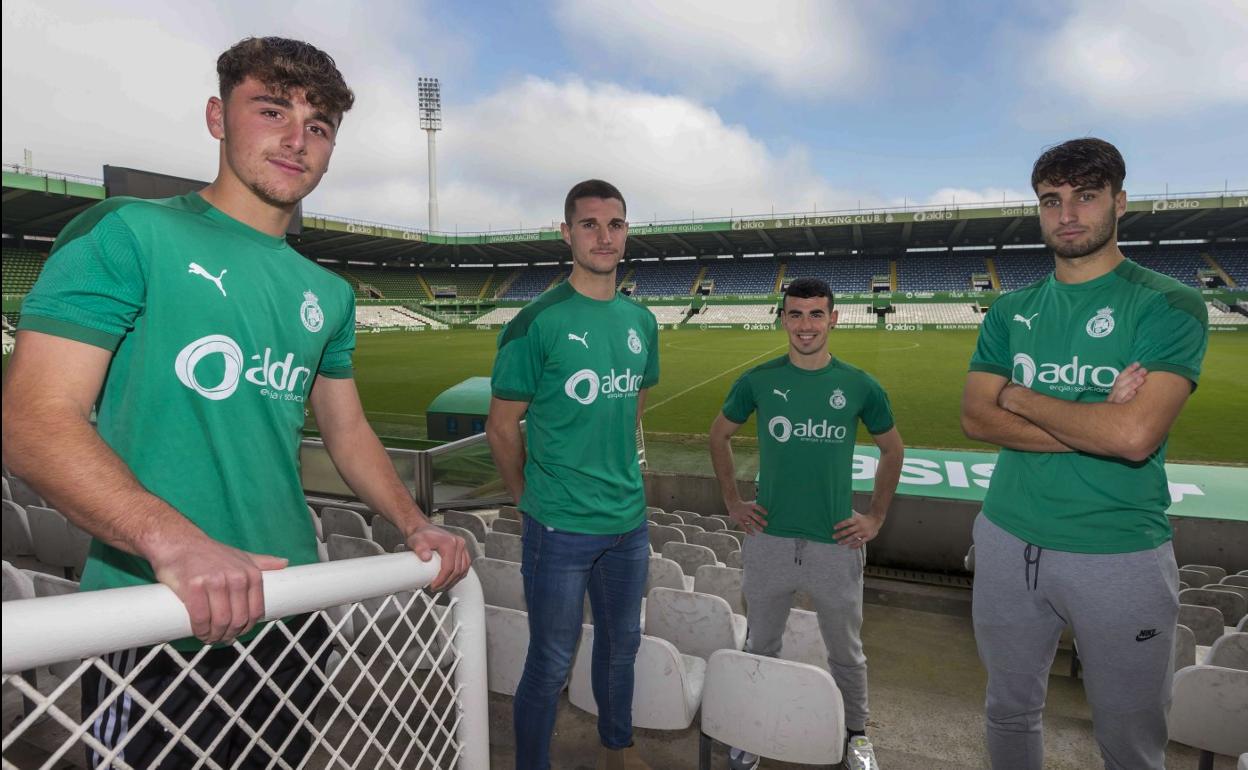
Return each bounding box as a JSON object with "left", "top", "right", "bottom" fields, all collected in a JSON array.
[
  {"left": 1240, "top": 752, "right": 1247, "bottom": 770},
  {"left": 1241, "top": 616, "right": 1248, "bottom": 633},
  {"left": 671, "top": 510, "right": 703, "bottom": 525},
  {"left": 699, "top": 649, "right": 845, "bottom": 768},
  {"left": 307, "top": 505, "right": 323, "bottom": 540},
  {"left": 1168, "top": 665, "right": 1248, "bottom": 764},
  {"left": 1179, "top": 568, "right": 1216, "bottom": 587},
  {"left": 1181, "top": 587, "right": 1248, "bottom": 626},
  {"left": 649, "top": 511, "right": 683, "bottom": 527},
  {"left": 964, "top": 544, "right": 975, "bottom": 572},
  {"left": 474, "top": 557, "right": 526, "bottom": 611},
  {"left": 321, "top": 507, "right": 370, "bottom": 541},
  {"left": 1185, "top": 564, "right": 1229, "bottom": 583},
  {"left": 1223, "top": 575, "right": 1248, "bottom": 588},
  {"left": 491, "top": 517, "right": 522, "bottom": 536},
  {"left": 1207, "top": 633, "right": 1248, "bottom": 671},
  {"left": 693, "top": 564, "right": 745, "bottom": 615},
  {"left": 569, "top": 625, "right": 705, "bottom": 730},
  {"left": 648, "top": 524, "right": 686, "bottom": 553},
  {"left": 485, "top": 604, "right": 530, "bottom": 696},
  {"left": 1179, "top": 604, "right": 1227, "bottom": 646},
  {"left": 497, "top": 505, "right": 521, "bottom": 521},
  {"left": 441, "top": 525, "right": 484, "bottom": 561},
  {"left": 5, "top": 475, "right": 44, "bottom": 509},
  {"left": 1180, "top": 581, "right": 1191, "bottom": 592},
  {"left": 326, "top": 533, "right": 385, "bottom": 561},
  {"left": 370, "top": 514, "right": 406, "bottom": 553},
  {"left": 1, "top": 476, "right": 10, "bottom": 501},
  {"left": 663, "top": 542, "right": 721, "bottom": 576},
  {"left": 1215, "top": 584, "right": 1248, "bottom": 606},
  {"left": 673, "top": 523, "right": 705, "bottom": 540},
  {"left": 692, "top": 515, "right": 727, "bottom": 532},
  {"left": 2, "top": 560, "right": 34, "bottom": 602},
  {"left": 485, "top": 532, "right": 523, "bottom": 563},
  {"left": 647, "top": 556, "right": 694, "bottom": 593},
  {"left": 689, "top": 532, "right": 740, "bottom": 564},
  {"left": 1174, "top": 624, "right": 1197, "bottom": 670},
  {"left": 719, "top": 530, "right": 744, "bottom": 547},
  {"left": 644, "top": 587, "right": 746, "bottom": 659},
  {"left": 2, "top": 500, "right": 33, "bottom": 558},
  {"left": 645, "top": 506, "right": 666, "bottom": 516},
  {"left": 724, "top": 550, "right": 743, "bottom": 569},
  {"left": 442, "top": 510, "right": 488, "bottom": 544},
  {"left": 26, "top": 506, "right": 90, "bottom": 579}
]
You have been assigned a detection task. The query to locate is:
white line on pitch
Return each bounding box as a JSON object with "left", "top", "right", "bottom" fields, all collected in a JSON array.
[{"left": 645, "top": 344, "right": 788, "bottom": 413}]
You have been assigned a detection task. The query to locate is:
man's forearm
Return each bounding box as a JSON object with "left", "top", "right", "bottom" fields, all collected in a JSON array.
[
  {"left": 2, "top": 405, "right": 204, "bottom": 559},
  {"left": 962, "top": 402, "right": 1073, "bottom": 452},
  {"left": 486, "top": 423, "right": 526, "bottom": 505},
  {"left": 708, "top": 437, "right": 743, "bottom": 506},
  {"left": 867, "top": 445, "right": 903, "bottom": 519},
  {"left": 1001, "top": 387, "right": 1138, "bottom": 459},
  {"left": 320, "top": 417, "right": 431, "bottom": 535}
]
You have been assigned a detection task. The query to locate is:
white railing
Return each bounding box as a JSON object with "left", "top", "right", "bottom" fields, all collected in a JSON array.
[{"left": 2, "top": 554, "right": 488, "bottom": 769}]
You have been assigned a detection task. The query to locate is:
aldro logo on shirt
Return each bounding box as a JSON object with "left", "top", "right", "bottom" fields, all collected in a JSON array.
[
  {"left": 767, "top": 415, "right": 848, "bottom": 444},
  {"left": 1012, "top": 353, "right": 1120, "bottom": 393},
  {"left": 563, "top": 368, "right": 643, "bottom": 405},
  {"left": 175, "top": 335, "right": 312, "bottom": 403}
]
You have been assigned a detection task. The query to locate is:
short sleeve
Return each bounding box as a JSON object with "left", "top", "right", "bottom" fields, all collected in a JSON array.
[
  {"left": 968, "top": 302, "right": 1011, "bottom": 378},
  {"left": 641, "top": 314, "right": 660, "bottom": 388},
  {"left": 17, "top": 210, "right": 146, "bottom": 351},
  {"left": 491, "top": 318, "right": 544, "bottom": 401},
  {"left": 318, "top": 284, "right": 356, "bottom": 378},
  {"left": 720, "top": 372, "right": 756, "bottom": 424},
  {"left": 1130, "top": 293, "right": 1207, "bottom": 387},
  {"left": 860, "top": 376, "right": 896, "bottom": 435}
]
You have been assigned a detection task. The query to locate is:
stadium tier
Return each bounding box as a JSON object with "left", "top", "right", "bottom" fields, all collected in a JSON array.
[
  {"left": 626, "top": 261, "right": 702, "bottom": 296},
  {"left": 896, "top": 253, "right": 987, "bottom": 291},
  {"left": 648, "top": 305, "right": 692, "bottom": 325},
  {"left": 701, "top": 260, "right": 779, "bottom": 295},
  {"left": 993, "top": 249, "right": 1052, "bottom": 290},
  {"left": 420, "top": 268, "right": 495, "bottom": 300},
  {"left": 834, "top": 304, "right": 878, "bottom": 325},
  {"left": 471, "top": 306, "right": 522, "bottom": 325},
  {"left": 889, "top": 303, "right": 985, "bottom": 325},
  {"left": 502, "top": 265, "right": 567, "bottom": 299},
  {"left": 1, "top": 249, "right": 48, "bottom": 295},
  {"left": 692, "top": 304, "right": 776, "bottom": 325},
  {"left": 1122, "top": 245, "right": 1209, "bottom": 289},
  {"left": 1215, "top": 248, "right": 1248, "bottom": 287},
  {"left": 1208, "top": 302, "right": 1248, "bottom": 325},
  {"left": 784, "top": 255, "right": 891, "bottom": 293}
]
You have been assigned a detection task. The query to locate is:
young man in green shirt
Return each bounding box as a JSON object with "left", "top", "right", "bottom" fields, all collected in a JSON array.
[
  {"left": 2, "top": 37, "right": 469, "bottom": 768},
  {"left": 487, "top": 179, "right": 659, "bottom": 770},
  {"left": 709, "top": 277, "right": 905, "bottom": 770},
  {"left": 961, "top": 138, "right": 1208, "bottom": 770}
]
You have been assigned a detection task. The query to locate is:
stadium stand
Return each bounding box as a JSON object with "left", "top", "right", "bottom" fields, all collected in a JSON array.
[
  {"left": 628, "top": 261, "right": 702, "bottom": 297},
  {"left": 691, "top": 304, "right": 776, "bottom": 325},
  {"left": 354, "top": 305, "right": 448, "bottom": 330},
  {"left": 647, "top": 305, "right": 691, "bottom": 325},
  {"left": 1, "top": 249, "right": 47, "bottom": 295},
  {"left": 896, "top": 252, "right": 988, "bottom": 291},
  {"left": 421, "top": 268, "right": 495, "bottom": 300},
  {"left": 834, "top": 304, "right": 877, "bottom": 325},
  {"left": 701, "top": 260, "right": 779, "bottom": 295},
  {"left": 502, "top": 266, "right": 567, "bottom": 299},
  {"left": 1122, "top": 245, "right": 1208, "bottom": 288},
  {"left": 784, "top": 256, "right": 891, "bottom": 293},
  {"left": 889, "top": 303, "right": 984, "bottom": 325},
  {"left": 1217, "top": 248, "right": 1248, "bottom": 287},
  {"left": 1208, "top": 303, "right": 1248, "bottom": 325},
  {"left": 338, "top": 265, "right": 428, "bottom": 299},
  {"left": 472, "top": 307, "right": 522, "bottom": 326},
  {"left": 993, "top": 249, "right": 1052, "bottom": 289}
]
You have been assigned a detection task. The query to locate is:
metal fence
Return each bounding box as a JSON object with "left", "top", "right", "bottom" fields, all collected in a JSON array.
[{"left": 2, "top": 554, "right": 488, "bottom": 769}]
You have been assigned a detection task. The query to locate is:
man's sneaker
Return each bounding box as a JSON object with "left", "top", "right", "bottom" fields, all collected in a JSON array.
[
  {"left": 727, "top": 746, "right": 760, "bottom": 770},
  {"left": 844, "top": 735, "right": 879, "bottom": 770}
]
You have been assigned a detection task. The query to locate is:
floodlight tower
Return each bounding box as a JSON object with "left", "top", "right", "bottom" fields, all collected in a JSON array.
[{"left": 418, "top": 77, "right": 443, "bottom": 232}]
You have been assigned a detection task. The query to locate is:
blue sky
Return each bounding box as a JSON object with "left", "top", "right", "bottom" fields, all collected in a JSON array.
[{"left": 3, "top": 0, "right": 1245, "bottom": 232}]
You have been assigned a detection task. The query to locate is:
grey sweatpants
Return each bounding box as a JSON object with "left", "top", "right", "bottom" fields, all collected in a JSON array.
[
  {"left": 972, "top": 514, "right": 1179, "bottom": 770},
  {"left": 741, "top": 530, "right": 868, "bottom": 731}
]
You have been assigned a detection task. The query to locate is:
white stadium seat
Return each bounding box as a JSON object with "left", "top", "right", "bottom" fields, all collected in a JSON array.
[
  {"left": 643, "top": 587, "right": 746, "bottom": 660},
  {"left": 569, "top": 625, "right": 705, "bottom": 730}
]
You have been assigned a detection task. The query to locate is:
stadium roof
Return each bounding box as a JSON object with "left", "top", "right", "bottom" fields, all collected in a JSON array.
[{"left": 4, "top": 168, "right": 1246, "bottom": 266}]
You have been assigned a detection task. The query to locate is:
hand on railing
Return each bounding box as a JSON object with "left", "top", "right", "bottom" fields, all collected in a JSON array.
[{"left": 405, "top": 523, "right": 472, "bottom": 592}]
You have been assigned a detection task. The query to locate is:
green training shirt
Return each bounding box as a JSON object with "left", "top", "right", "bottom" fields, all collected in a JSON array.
[
  {"left": 969, "top": 258, "right": 1208, "bottom": 553},
  {"left": 19, "top": 192, "right": 356, "bottom": 594},
  {"left": 722, "top": 355, "right": 895, "bottom": 543},
  {"left": 491, "top": 281, "right": 659, "bottom": 534}
]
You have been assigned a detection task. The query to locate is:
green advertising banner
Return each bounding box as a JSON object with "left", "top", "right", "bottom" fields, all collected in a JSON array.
[{"left": 850, "top": 445, "right": 1247, "bottom": 522}]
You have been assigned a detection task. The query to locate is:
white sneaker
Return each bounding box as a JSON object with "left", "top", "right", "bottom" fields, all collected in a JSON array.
[
  {"left": 727, "top": 746, "right": 760, "bottom": 770},
  {"left": 844, "top": 735, "right": 879, "bottom": 770}
]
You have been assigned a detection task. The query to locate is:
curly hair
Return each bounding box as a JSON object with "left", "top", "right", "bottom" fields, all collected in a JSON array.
[
  {"left": 217, "top": 37, "right": 354, "bottom": 122},
  {"left": 1031, "top": 137, "right": 1126, "bottom": 194}
]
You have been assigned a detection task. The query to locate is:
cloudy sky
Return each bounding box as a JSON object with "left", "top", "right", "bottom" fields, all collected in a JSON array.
[{"left": 3, "top": 0, "right": 1246, "bottom": 233}]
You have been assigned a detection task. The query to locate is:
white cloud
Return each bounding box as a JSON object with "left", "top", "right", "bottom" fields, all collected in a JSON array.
[
  {"left": 920, "top": 187, "right": 1035, "bottom": 207},
  {"left": 1029, "top": 0, "right": 1248, "bottom": 117},
  {"left": 551, "top": 0, "right": 898, "bottom": 98}
]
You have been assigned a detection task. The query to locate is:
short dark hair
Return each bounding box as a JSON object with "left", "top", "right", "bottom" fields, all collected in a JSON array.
[
  {"left": 1031, "top": 137, "right": 1126, "bottom": 194},
  {"left": 564, "top": 179, "right": 627, "bottom": 225},
  {"left": 783, "top": 277, "right": 834, "bottom": 311},
  {"left": 217, "top": 37, "right": 355, "bottom": 123}
]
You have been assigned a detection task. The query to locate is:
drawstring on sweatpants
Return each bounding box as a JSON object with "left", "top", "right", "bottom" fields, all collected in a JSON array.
[{"left": 1024, "top": 543, "right": 1043, "bottom": 591}]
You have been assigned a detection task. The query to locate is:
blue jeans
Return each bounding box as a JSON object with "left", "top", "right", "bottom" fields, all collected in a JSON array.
[{"left": 513, "top": 514, "right": 649, "bottom": 770}]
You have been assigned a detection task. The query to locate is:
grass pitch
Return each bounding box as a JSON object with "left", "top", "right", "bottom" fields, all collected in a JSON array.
[{"left": 346, "top": 327, "right": 1247, "bottom": 466}]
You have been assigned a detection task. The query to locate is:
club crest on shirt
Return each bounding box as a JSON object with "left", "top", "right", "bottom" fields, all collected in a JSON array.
[
  {"left": 301, "top": 290, "right": 324, "bottom": 333},
  {"left": 1086, "top": 306, "right": 1114, "bottom": 339},
  {"left": 627, "top": 328, "right": 643, "bottom": 354},
  {"left": 829, "top": 389, "right": 847, "bottom": 409}
]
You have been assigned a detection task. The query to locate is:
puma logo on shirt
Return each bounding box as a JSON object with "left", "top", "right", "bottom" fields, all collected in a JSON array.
[
  {"left": 188, "top": 262, "right": 228, "bottom": 297},
  {"left": 567, "top": 331, "right": 589, "bottom": 349},
  {"left": 1013, "top": 313, "right": 1039, "bottom": 329},
  {"left": 773, "top": 388, "right": 790, "bottom": 401}
]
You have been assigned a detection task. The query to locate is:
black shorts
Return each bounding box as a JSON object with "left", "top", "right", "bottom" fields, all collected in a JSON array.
[{"left": 81, "top": 614, "right": 330, "bottom": 769}]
